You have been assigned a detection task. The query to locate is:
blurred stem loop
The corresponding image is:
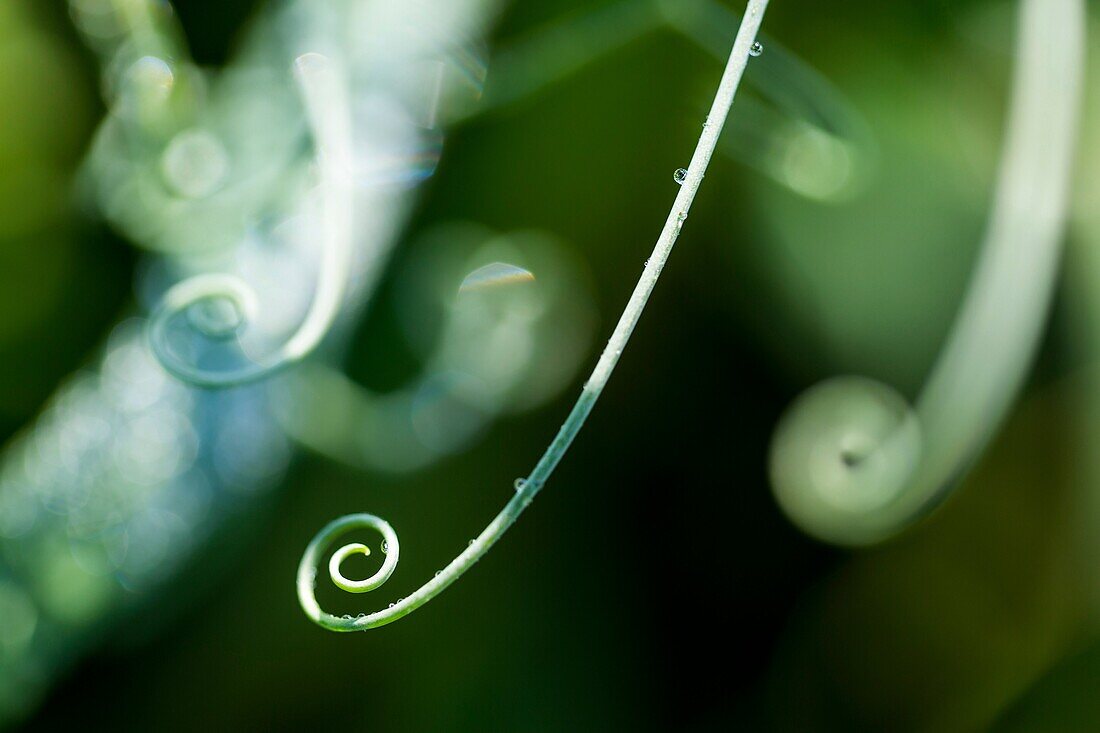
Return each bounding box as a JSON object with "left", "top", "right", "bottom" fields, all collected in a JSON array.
[{"left": 768, "top": 0, "right": 1085, "bottom": 545}]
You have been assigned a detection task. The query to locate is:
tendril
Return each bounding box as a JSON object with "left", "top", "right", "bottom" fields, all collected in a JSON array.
[
  {"left": 148, "top": 53, "right": 353, "bottom": 388},
  {"left": 768, "top": 0, "right": 1084, "bottom": 545},
  {"left": 298, "top": 0, "right": 773, "bottom": 631},
  {"left": 297, "top": 515, "right": 400, "bottom": 629}
]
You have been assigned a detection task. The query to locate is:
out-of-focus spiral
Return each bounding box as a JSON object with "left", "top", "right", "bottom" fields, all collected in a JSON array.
[
  {"left": 147, "top": 274, "right": 265, "bottom": 386},
  {"left": 769, "top": 377, "right": 922, "bottom": 545},
  {"left": 147, "top": 52, "right": 352, "bottom": 388},
  {"left": 767, "top": 0, "right": 1083, "bottom": 546}
]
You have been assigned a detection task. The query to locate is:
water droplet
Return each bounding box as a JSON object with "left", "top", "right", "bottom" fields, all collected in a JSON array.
[
  {"left": 673, "top": 168, "right": 688, "bottom": 185},
  {"left": 388, "top": 602, "right": 395, "bottom": 608},
  {"left": 514, "top": 478, "right": 527, "bottom": 492},
  {"left": 458, "top": 262, "right": 535, "bottom": 293},
  {"left": 468, "top": 539, "right": 475, "bottom": 547},
  {"left": 381, "top": 540, "right": 389, "bottom": 554},
  {"left": 294, "top": 52, "right": 330, "bottom": 75},
  {"left": 749, "top": 41, "right": 764, "bottom": 57},
  {"left": 129, "top": 56, "right": 175, "bottom": 96},
  {"left": 342, "top": 614, "right": 352, "bottom": 620},
  {"left": 435, "top": 570, "right": 442, "bottom": 577}
]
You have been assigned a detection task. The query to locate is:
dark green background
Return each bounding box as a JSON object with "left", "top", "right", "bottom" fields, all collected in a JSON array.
[{"left": 5, "top": 0, "right": 1100, "bottom": 730}]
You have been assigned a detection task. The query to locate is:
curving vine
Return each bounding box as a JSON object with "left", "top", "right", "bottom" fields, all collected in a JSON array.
[{"left": 297, "top": 0, "right": 773, "bottom": 631}]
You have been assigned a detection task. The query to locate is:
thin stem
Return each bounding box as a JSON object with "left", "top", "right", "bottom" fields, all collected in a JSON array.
[{"left": 298, "top": 0, "right": 772, "bottom": 631}]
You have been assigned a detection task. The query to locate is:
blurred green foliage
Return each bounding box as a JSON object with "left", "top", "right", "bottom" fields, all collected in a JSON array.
[
  {"left": 3, "top": 0, "right": 1100, "bottom": 730},
  {"left": 0, "top": 3, "right": 131, "bottom": 432}
]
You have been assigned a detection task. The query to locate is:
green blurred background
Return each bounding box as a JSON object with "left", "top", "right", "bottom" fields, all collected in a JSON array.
[{"left": 3, "top": 0, "right": 1100, "bottom": 730}]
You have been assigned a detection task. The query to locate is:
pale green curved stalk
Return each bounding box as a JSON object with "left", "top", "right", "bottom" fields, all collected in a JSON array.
[
  {"left": 297, "top": 0, "right": 772, "bottom": 631},
  {"left": 147, "top": 54, "right": 353, "bottom": 388},
  {"left": 483, "top": 0, "right": 663, "bottom": 110},
  {"left": 768, "top": 0, "right": 1084, "bottom": 545}
]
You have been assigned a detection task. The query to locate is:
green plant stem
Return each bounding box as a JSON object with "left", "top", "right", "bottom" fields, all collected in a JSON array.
[{"left": 299, "top": 0, "right": 772, "bottom": 631}]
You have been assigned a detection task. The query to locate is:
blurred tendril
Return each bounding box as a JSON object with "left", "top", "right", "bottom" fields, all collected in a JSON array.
[
  {"left": 298, "top": 0, "right": 772, "bottom": 631},
  {"left": 278, "top": 227, "right": 595, "bottom": 474},
  {"left": 480, "top": 0, "right": 872, "bottom": 202},
  {"left": 73, "top": 0, "right": 293, "bottom": 257},
  {"left": 71, "top": 0, "right": 195, "bottom": 141},
  {"left": 768, "top": 0, "right": 1084, "bottom": 546},
  {"left": 70, "top": 0, "right": 188, "bottom": 81},
  {"left": 7, "top": 0, "right": 512, "bottom": 719},
  {"left": 482, "top": 0, "right": 665, "bottom": 111},
  {"left": 147, "top": 53, "right": 353, "bottom": 388},
  {"left": 658, "top": 0, "right": 876, "bottom": 200}
]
